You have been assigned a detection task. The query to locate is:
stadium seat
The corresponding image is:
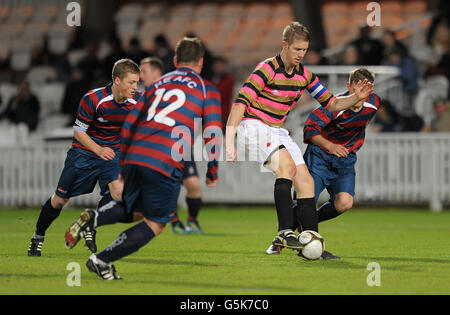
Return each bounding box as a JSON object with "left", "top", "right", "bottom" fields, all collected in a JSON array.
[
  {"left": 218, "top": 3, "right": 245, "bottom": 19},
  {"left": 0, "top": 4, "right": 10, "bottom": 24},
  {"left": 381, "top": 14, "right": 404, "bottom": 28},
  {"left": 142, "top": 3, "right": 167, "bottom": 19},
  {"left": 31, "top": 3, "right": 58, "bottom": 23},
  {"left": 26, "top": 66, "right": 57, "bottom": 85},
  {"left": 404, "top": 1, "right": 427, "bottom": 17},
  {"left": 0, "top": 83, "right": 16, "bottom": 114},
  {"left": 67, "top": 49, "right": 87, "bottom": 68},
  {"left": 272, "top": 3, "right": 293, "bottom": 20},
  {"left": 138, "top": 18, "right": 166, "bottom": 51},
  {"left": 322, "top": 2, "right": 349, "bottom": 18},
  {"left": 381, "top": 1, "right": 403, "bottom": 13},
  {"left": 245, "top": 3, "right": 271, "bottom": 20},
  {"left": 170, "top": 3, "right": 194, "bottom": 20},
  {"left": 0, "top": 121, "right": 30, "bottom": 146},
  {"left": 414, "top": 75, "right": 449, "bottom": 126},
  {"left": 165, "top": 16, "right": 193, "bottom": 48},
  {"left": 47, "top": 22, "right": 72, "bottom": 55},
  {"left": 34, "top": 83, "right": 65, "bottom": 118},
  {"left": 10, "top": 40, "right": 32, "bottom": 71},
  {"left": 6, "top": 4, "right": 34, "bottom": 24},
  {"left": 114, "top": 3, "right": 144, "bottom": 24},
  {"left": 194, "top": 3, "right": 219, "bottom": 19}
]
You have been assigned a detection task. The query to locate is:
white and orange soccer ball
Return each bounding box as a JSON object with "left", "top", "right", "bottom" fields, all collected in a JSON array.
[{"left": 298, "top": 230, "right": 325, "bottom": 260}]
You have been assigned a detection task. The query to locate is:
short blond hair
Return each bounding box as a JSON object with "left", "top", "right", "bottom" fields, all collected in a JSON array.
[
  {"left": 282, "top": 21, "right": 311, "bottom": 45},
  {"left": 112, "top": 58, "right": 140, "bottom": 82}
]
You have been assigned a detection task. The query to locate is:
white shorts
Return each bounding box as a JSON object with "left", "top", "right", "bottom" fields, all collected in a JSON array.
[{"left": 236, "top": 119, "right": 305, "bottom": 167}]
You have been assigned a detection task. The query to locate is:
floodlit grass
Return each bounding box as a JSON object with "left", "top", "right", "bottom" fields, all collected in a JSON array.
[{"left": 0, "top": 207, "right": 449, "bottom": 295}]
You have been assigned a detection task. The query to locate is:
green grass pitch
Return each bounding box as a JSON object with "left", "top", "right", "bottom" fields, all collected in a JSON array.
[{"left": 0, "top": 207, "right": 449, "bottom": 295}]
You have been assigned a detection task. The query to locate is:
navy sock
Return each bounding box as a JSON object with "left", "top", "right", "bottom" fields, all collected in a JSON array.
[
  {"left": 96, "top": 221, "right": 155, "bottom": 263},
  {"left": 35, "top": 197, "right": 62, "bottom": 237},
  {"left": 186, "top": 197, "right": 202, "bottom": 220},
  {"left": 318, "top": 201, "right": 342, "bottom": 223},
  {"left": 274, "top": 178, "right": 293, "bottom": 232},
  {"left": 96, "top": 200, "right": 132, "bottom": 227},
  {"left": 297, "top": 197, "right": 318, "bottom": 232},
  {"left": 97, "top": 193, "right": 113, "bottom": 210}
]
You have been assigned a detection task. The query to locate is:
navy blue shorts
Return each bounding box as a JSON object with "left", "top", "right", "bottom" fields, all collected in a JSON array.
[
  {"left": 55, "top": 148, "right": 120, "bottom": 199},
  {"left": 304, "top": 144, "right": 356, "bottom": 202},
  {"left": 122, "top": 164, "right": 182, "bottom": 223},
  {"left": 182, "top": 159, "right": 199, "bottom": 180}
]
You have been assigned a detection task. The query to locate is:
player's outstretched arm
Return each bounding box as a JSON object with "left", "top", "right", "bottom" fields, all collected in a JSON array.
[
  {"left": 326, "top": 79, "right": 374, "bottom": 113},
  {"left": 225, "top": 104, "right": 246, "bottom": 162},
  {"left": 310, "top": 134, "right": 349, "bottom": 157}
]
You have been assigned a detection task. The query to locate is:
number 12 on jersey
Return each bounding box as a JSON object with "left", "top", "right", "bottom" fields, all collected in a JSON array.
[{"left": 146, "top": 88, "right": 186, "bottom": 127}]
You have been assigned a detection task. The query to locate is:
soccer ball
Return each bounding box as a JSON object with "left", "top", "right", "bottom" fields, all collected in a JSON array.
[{"left": 298, "top": 230, "right": 325, "bottom": 260}]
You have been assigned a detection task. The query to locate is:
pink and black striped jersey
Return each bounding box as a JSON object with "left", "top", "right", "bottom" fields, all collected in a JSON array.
[
  {"left": 120, "top": 67, "right": 222, "bottom": 180},
  {"left": 73, "top": 83, "right": 141, "bottom": 157},
  {"left": 303, "top": 92, "right": 381, "bottom": 154},
  {"left": 234, "top": 54, "right": 336, "bottom": 127}
]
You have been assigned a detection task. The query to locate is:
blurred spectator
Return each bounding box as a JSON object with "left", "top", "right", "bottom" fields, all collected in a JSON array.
[
  {"left": 55, "top": 53, "right": 72, "bottom": 83},
  {"left": 139, "top": 57, "right": 164, "bottom": 89},
  {"left": 153, "top": 34, "right": 175, "bottom": 73},
  {"left": 424, "top": 22, "right": 450, "bottom": 83},
  {"left": 61, "top": 67, "right": 90, "bottom": 126},
  {"left": 126, "top": 38, "right": 148, "bottom": 65},
  {"left": 77, "top": 43, "right": 101, "bottom": 85},
  {"left": 432, "top": 99, "right": 450, "bottom": 131},
  {"left": 401, "top": 112, "right": 424, "bottom": 132},
  {"left": 304, "top": 49, "right": 329, "bottom": 82},
  {"left": 185, "top": 33, "right": 215, "bottom": 81},
  {"left": 426, "top": 0, "right": 450, "bottom": 47},
  {"left": 101, "top": 37, "right": 127, "bottom": 82},
  {"left": 350, "top": 25, "right": 384, "bottom": 65},
  {"left": 304, "top": 49, "right": 329, "bottom": 66},
  {"left": 210, "top": 56, "right": 234, "bottom": 129},
  {"left": 371, "top": 99, "right": 424, "bottom": 132},
  {"left": 381, "top": 30, "right": 408, "bottom": 61},
  {"left": 0, "top": 81, "right": 40, "bottom": 132},
  {"left": 341, "top": 45, "right": 361, "bottom": 65},
  {"left": 382, "top": 47, "right": 419, "bottom": 109},
  {"left": 371, "top": 100, "right": 401, "bottom": 132}
]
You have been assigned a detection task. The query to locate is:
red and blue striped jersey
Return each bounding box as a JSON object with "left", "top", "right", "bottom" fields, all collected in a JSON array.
[
  {"left": 304, "top": 92, "right": 381, "bottom": 154},
  {"left": 73, "top": 83, "right": 141, "bottom": 157},
  {"left": 120, "top": 67, "right": 222, "bottom": 180}
]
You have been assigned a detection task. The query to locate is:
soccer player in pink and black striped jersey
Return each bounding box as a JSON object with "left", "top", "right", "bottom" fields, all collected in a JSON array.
[{"left": 226, "top": 22, "right": 374, "bottom": 258}]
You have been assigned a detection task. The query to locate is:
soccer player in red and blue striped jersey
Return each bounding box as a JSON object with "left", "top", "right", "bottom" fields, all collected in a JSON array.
[
  {"left": 76, "top": 37, "right": 222, "bottom": 280},
  {"left": 28, "top": 59, "right": 141, "bottom": 257},
  {"left": 303, "top": 68, "right": 380, "bottom": 232}
]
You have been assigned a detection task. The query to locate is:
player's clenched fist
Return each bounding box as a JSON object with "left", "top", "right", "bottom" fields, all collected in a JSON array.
[{"left": 225, "top": 142, "right": 237, "bottom": 162}]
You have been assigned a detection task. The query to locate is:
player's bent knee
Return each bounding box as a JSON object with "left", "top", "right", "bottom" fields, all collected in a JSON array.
[
  {"left": 51, "top": 195, "right": 69, "bottom": 209},
  {"left": 109, "top": 181, "right": 123, "bottom": 201},
  {"left": 110, "top": 189, "right": 122, "bottom": 201},
  {"left": 334, "top": 198, "right": 353, "bottom": 213},
  {"left": 133, "top": 212, "right": 144, "bottom": 222},
  {"left": 143, "top": 218, "right": 166, "bottom": 235},
  {"left": 276, "top": 162, "right": 297, "bottom": 179},
  {"left": 183, "top": 177, "right": 202, "bottom": 197}
]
